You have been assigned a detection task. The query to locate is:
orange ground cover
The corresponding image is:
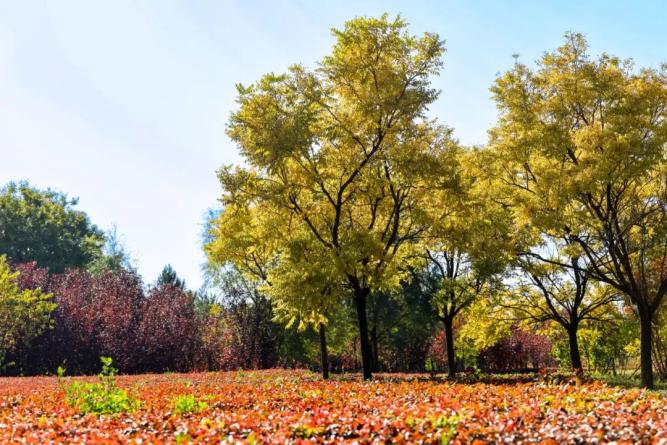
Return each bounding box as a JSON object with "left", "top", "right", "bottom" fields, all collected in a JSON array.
[{"left": 0, "top": 370, "right": 665, "bottom": 444}]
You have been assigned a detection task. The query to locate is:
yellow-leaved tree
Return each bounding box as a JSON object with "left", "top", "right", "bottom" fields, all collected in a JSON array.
[
  {"left": 421, "top": 148, "right": 512, "bottom": 377},
  {"left": 489, "top": 33, "right": 667, "bottom": 388},
  {"left": 206, "top": 14, "right": 459, "bottom": 379}
]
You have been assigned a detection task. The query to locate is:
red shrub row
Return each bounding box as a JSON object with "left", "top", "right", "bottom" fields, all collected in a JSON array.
[
  {"left": 8, "top": 263, "right": 238, "bottom": 375},
  {"left": 8, "top": 262, "right": 556, "bottom": 376}
]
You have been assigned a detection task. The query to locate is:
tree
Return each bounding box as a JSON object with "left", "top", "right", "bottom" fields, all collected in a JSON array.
[
  {"left": 423, "top": 252, "right": 503, "bottom": 377},
  {"left": 209, "top": 14, "right": 455, "bottom": 379},
  {"left": 267, "top": 251, "right": 343, "bottom": 379},
  {"left": 156, "top": 264, "right": 186, "bottom": 290},
  {"left": 206, "top": 203, "right": 336, "bottom": 378},
  {"left": 0, "top": 182, "right": 105, "bottom": 273},
  {"left": 489, "top": 33, "right": 667, "bottom": 387},
  {"left": 214, "top": 267, "right": 284, "bottom": 370},
  {"left": 651, "top": 303, "right": 667, "bottom": 380},
  {"left": 507, "top": 249, "right": 618, "bottom": 370},
  {"left": 422, "top": 149, "right": 511, "bottom": 377},
  {"left": 366, "top": 277, "right": 440, "bottom": 372},
  {"left": 0, "top": 256, "right": 55, "bottom": 369},
  {"left": 87, "top": 225, "right": 134, "bottom": 274}
]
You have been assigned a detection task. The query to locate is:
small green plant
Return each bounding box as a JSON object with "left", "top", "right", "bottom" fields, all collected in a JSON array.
[
  {"left": 62, "top": 356, "right": 139, "bottom": 415},
  {"left": 434, "top": 414, "right": 460, "bottom": 444},
  {"left": 171, "top": 394, "right": 208, "bottom": 415},
  {"left": 175, "top": 431, "right": 192, "bottom": 444},
  {"left": 291, "top": 424, "right": 324, "bottom": 439}
]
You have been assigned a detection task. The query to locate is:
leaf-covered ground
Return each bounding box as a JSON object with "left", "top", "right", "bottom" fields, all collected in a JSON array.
[{"left": 0, "top": 370, "right": 665, "bottom": 444}]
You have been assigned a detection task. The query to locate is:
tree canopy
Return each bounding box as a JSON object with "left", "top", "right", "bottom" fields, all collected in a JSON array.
[
  {"left": 206, "top": 14, "right": 460, "bottom": 379},
  {"left": 488, "top": 32, "right": 667, "bottom": 387},
  {"left": 0, "top": 182, "right": 105, "bottom": 273}
]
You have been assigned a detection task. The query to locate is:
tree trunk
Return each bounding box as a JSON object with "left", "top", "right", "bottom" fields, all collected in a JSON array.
[
  {"left": 319, "top": 323, "right": 329, "bottom": 380},
  {"left": 353, "top": 289, "right": 373, "bottom": 380},
  {"left": 444, "top": 317, "right": 456, "bottom": 378},
  {"left": 639, "top": 307, "right": 654, "bottom": 389},
  {"left": 567, "top": 326, "right": 583, "bottom": 370}
]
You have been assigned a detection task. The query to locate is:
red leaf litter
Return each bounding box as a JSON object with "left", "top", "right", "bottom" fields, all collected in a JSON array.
[{"left": 0, "top": 370, "right": 665, "bottom": 444}]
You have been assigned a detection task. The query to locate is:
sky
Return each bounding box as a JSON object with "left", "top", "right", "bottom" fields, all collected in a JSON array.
[{"left": 1, "top": 0, "right": 665, "bottom": 289}]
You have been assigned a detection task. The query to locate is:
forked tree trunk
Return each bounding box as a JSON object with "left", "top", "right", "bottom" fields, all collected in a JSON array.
[{"left": 319, "top": 322, "right": 329, "bottom": 380}]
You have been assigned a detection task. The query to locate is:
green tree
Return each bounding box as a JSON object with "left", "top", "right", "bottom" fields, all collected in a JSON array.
[
  {"left": 208, "top": 15, "right": 456, "bottom": 379},
  {"left": 489, "top": 33, "right": 667, "bottom": 387},
  {"left": 157, "top": 264, "right": 186, "bottom": 290},
  {"left": 87, "top": 225, "right": 134, "bottom": 274},
  {"left": 0, "top": 181, "right": 104, "bottom": 273},
  {"left": 366, "top": 276, "right": 440, "bottom": 372},
  {"left": 0, "top": 256, "right": 56, "bottom": 369}
]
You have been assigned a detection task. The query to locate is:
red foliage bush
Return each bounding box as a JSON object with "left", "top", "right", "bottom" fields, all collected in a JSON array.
[
  {"left": 9, "top": 264, "right": 204, "bottom": 375},
  {"left": 426, "top": 327, "right": 452, "bottom": 371},
  {"left": 49, "top": 269, "right": 144, "bottom": 373},
  {"left": 12, "top": 261, "right": 51, "bottom": 291},
  {"left": 8, "top": 262, "right": 557, "bottom": 377},
  {"left": 196, "top": 307, "right": 243, "bottom": 371},
  {"left": 8, "top": 262, "right": 286, "bottom": 375},
  {"left": 478, "top": 327, "right": 554, "bottom": 372},
  {"left": 198, "top": 296, "right": 281, "bottom": 371},
  {"left": 136, "top": 284, "right": 199, "bottom": 372}
]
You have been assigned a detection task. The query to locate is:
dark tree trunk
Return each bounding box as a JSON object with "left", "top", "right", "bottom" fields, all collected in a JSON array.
[
  {"left": 444, "top": 317, "right": 456, "bottom": 378},
  {"left": 567, "top": 326, "right": 583, "bottom": 370},
  {"left": 353, "top": 288, "right": 373, "bottom": 380},
  {"left": 319, "top": 322, "right": 329, "bottom": 380},
  {"left": 639, "top": 306, "right": 654, "bottom": 389}
]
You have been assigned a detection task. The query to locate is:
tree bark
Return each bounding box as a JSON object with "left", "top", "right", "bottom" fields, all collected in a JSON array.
[
  {"left": 567, "top": 326, "right": 583, "bottom": 370},
  {"left": 444, "top": 317, "right": 456, "bottom": 378},
  {"left": 353, "top": 288, "right": 373, "bottom": 380},
  {"left": 639, "top": 307, "right": 654, "bottom": 389},
  {"left": 319, "top": 322, "right": 329, "bottom": 380}
]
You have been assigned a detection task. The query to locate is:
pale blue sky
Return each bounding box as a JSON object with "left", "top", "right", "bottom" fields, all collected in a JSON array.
[{"left": 1, "top": 1, "right": 665, "bottom": 288}]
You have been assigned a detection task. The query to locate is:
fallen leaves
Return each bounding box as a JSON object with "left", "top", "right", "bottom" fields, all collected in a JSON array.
[{"left": 0, "top": 370, "right": 665, "bottom": 444}]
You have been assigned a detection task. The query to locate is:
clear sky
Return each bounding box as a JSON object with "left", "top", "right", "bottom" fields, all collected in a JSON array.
[{"left": 1, "top": 0, "right": 665, "bottom": 289}]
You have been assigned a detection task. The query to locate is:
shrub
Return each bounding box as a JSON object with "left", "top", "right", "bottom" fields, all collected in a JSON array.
[
  {"left": 0, "top": 257, "right": 55, "bottom": 370},
  {"left": 54, "top": 270, "right": 145, "bottom": 373},
  {"left": 478, "top": 328, "right": 554, "bottom": 372},
  {"left": 136, "top": 284, "right": 198, "bottom": 372},
  {"left": 62, "top": 357, "right": 139, "bottom": 415},
  {"left": 171, "top": 394, "right": 208, "bottom": 415},
  {"left": 9, "top": 264, "right": 210, "bottom": 376}
]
